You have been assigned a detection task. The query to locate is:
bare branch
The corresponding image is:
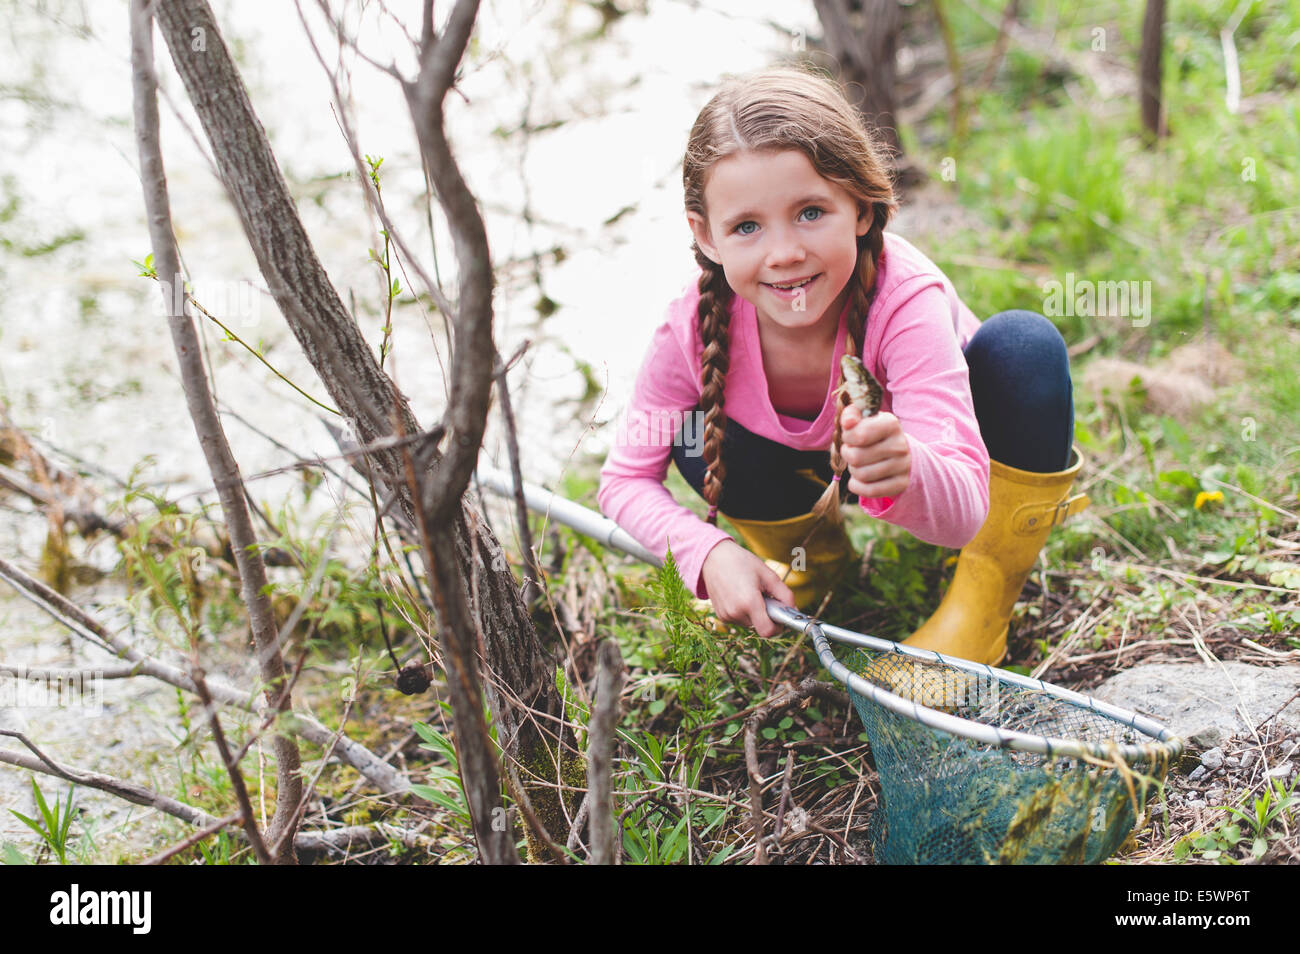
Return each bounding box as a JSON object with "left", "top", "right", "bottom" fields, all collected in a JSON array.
[
  {"left": 403, "top": 0, "right": 495, "bottom": 529},
  {"left": 588, "top": 639, "right": 625, "bottom": 865},
  {"left": 0, "top": 461, "right": 127, "bottom": 538},
  {"left": 131, "top": 0, "right": 302, "bottom": 861},
  {"left": 419, "top": 0, "right": 478, "bottom": 101},
  {"left": 296, "top": 0, "right": 455, "bottom": 321},
  {"left": 294, "top": 821, "right": 433, "bottom": 856},
  {"left": 151, "top": 0, "right": 419, "bottom": 497},
  {"left": 0, "top": 731, "right": 215, "bottom": 828},
  {"left": 190, "top": 667, "right": 272, "bottom": 863},
  {"left": 309, "top": 0, "right": 402, "bottom": 79},
  {"left": 141, "top": 812, "right": 244, "bottom": 865},
  {"left": 493, "top": 342, "right": 545, "bottom": 605},
  {"left": 397, "top": 415, "right": 517, "bottom": 864},
  {"left": 978, "top": 0, "right": 1020, "bottom": 89},
  {"left": 421, "top": 0, "right": 436, "bottom": 53},
  {"left": 1140, "top": 0, "right": 1168, "bottom": 141},
  {"left": 0, "top": 554, "right": 409, "bottom": 794},
  {"left": 1219, "top": 0, "right": 1252, "bottom": 115},
  {"left": 0, "top": 663, "right": 142, "bottom": 681},
  {"left": 0, "top": 737, "right": 429, "bottom": 861}
]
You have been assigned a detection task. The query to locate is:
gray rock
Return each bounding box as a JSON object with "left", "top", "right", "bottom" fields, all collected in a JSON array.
[
  {"left": 1188, "top": 766, "right": 1207, "bottom": 781},
  {"left": 1188, "top": 726, "right": 1226, "bottom": 749},
  {"left": 1268, "top": 762, "right": 1294, "bottom": 779},
  {"left": 1200, "top": 746, "right": 1225, "bottom": 770},
  {"left": 1091, "top": 662, "right": 1300, "bottom": 739}
]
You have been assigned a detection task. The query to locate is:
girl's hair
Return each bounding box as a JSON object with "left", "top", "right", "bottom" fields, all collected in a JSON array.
[{"left": 683, "top": 65, "right": 898, "bottom": 523}]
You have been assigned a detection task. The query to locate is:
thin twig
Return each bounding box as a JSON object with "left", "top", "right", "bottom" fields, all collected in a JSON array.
[
  {"left": 493, "top": 342, "right": 545, "bottom": 605},
  {"left": 742, "top": 678, "right": 828, "bottom": 864},
  {"left": 141, "top": 812, "right": 244, "bottom": 866},
  {"left": 0, "top": 731, "right": 215, "bottom": 827},
  {"left": 0, "top": 554, "right": 409, "bottom": 793},
  {"left": 0, "top": 662, "right": 143, "bottom": 681},
  {"left": 979, "top": 0, "right": 1020, "bottom": 89},
  {"left": 190, "top": 667, "right": 272, "bottom": 864},
  {"left": 773, "top": 749, "right": 796, "bottom": 842}
]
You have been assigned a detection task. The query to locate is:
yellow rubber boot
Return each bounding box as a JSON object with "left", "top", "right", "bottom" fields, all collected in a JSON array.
[
  {"left": 901, "top": 447, "right": 1090, "bottom": 665},
  {"left": 724, "top": 508, "right": 857, "bottom": 612}
]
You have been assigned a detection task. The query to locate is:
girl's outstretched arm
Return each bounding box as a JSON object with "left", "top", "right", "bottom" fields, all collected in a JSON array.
[
  {"left": 846, "top": 279, "right": 990, "bottom": 547},
  {"left": 598, "top": 320, "right": 734, "bottom": 599}
]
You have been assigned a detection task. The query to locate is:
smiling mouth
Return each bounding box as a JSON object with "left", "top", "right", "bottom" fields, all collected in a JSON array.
[{"left": 764, "top": 275, "right": 818, "bottom": 290}]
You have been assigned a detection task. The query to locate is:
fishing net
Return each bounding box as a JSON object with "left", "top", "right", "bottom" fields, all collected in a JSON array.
[{"left": 768, "top": 602, "right": 1182, "bottom": 866}]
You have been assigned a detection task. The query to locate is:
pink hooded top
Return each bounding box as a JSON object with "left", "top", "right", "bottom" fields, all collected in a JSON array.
[{"left": 597, "top": 231, "right": 990, "bottom": 599}]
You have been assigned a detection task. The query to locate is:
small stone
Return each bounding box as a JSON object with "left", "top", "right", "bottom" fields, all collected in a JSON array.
[
  {"left": 1225, "top": 755, "right": 1241, "bottom": 767},
  {"left": 1189, "top": 726, "right": 1226, "bottom": 749},
  {"left": 1241, "top": 750, "right": 1259, "bottom": 770},
  {"left": 1188, "top": 766, "right": 1207, "bottom": 781},
  {"left": 1185, "top": 798, "right": 1207, "bottom": 809},
  {"left": 1267, "top": 762, "right": 1294, "bottom": 779},
  {"left": 1200, "top": 747, "right": 1225, "bottom": 770}
]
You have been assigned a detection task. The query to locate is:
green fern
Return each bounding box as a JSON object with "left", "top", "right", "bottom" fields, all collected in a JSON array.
[{"left": 648, "top": 547, "right": 724, "bottom": 734}]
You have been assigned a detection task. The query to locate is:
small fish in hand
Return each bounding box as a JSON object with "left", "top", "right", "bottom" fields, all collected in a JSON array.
[
  {"left": 839, "top": 354, "right": 883, "bottom": 417},
  {"left": 808, "top": 355, "right": 886, "bottom": 529}
]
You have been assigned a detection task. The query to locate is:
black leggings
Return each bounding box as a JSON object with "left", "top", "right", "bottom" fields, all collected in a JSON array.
[{"left": 670, "top": 310, "right": 1073, "bottom": 521}]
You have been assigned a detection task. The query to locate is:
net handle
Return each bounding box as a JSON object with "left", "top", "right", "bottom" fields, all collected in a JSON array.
[
  {"left": 764, "top": 599, "right": 1184, "bottom": 765},
  {"left": 471, "top": 466, "right": 1183, "bottom": 765}
]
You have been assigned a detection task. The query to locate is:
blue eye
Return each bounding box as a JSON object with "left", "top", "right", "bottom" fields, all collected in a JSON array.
[
  {"left": 800, "top": 207, "right": 825, "bottom": 222},
  {"left": 734, "top": 221, "right": 758, "bottom": 235}
]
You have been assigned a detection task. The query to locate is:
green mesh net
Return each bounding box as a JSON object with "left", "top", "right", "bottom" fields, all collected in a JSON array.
[{"left": 841, "top": 647, "right": 1177, "bottom": 865}]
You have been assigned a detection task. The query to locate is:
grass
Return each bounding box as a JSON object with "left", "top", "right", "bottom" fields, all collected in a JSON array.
[
  {"left": 6, "top": 777, "right": 81, "bottom": 865},
  {"left": 1186, "top": 776, "right": 1300, "bottom": 863}
]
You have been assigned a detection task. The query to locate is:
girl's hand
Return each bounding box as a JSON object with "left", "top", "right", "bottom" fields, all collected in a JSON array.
[
  {"left": 839, "top": 403, "right": 911, "bottom": 499},
  {"left": 700, "top": 540, "right": 795, "bottom": 638}
]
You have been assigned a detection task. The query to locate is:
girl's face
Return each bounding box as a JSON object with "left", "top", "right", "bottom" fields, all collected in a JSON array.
[{"left": 688, "top": 148, "right": 870, "bottom": 343}]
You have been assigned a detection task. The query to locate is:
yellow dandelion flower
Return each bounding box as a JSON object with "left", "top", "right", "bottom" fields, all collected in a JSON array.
[{"left": 1194, "top": 490, "right": 1225, "bottom": 510}]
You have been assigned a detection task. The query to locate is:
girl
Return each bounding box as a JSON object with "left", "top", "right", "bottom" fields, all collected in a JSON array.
[{"left": 598, "top": 66, "right": 1087, "bottom": 663}]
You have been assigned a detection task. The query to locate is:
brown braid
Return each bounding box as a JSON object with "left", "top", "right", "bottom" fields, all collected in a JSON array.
[
  {"left": 830, "top": 202, "right": 890, "bottom": 478},
  {"left": 695, "top": 247, "right": 734, "bottom": 524}
]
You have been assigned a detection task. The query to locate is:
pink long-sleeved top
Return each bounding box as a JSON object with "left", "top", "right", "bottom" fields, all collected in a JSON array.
[{"left": 598, "top": 232, "right": 990, "bottom": 600}]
